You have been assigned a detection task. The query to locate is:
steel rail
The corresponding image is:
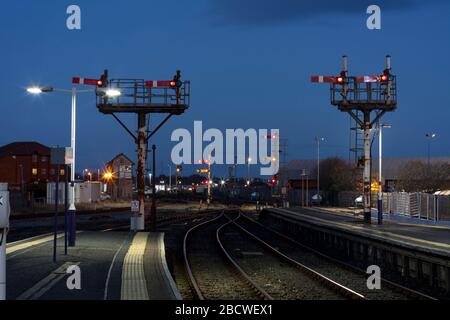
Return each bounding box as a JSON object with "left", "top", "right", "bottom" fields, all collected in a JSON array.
[
  {"left": 233, "top": 211, "right": 366, "bottom": 300},
  {"left": 242, "top": 211, "right": 438, "bottom": 300},
  {"left": 216, "top": 214, "right": 273, "bottom": 300}
]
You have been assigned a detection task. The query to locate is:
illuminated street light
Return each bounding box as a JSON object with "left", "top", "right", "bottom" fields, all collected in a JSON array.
[
  {"left": 247, "top": 157, "right": 252, "bottom": 183},
  {"left": 105, "top": 89, "right": 121, "bottom": 97},
  {"left": 425, "top": 133, "right": 437, "bottom": 166},
  {"left": 103, "top": 171, "right": 113, "bottom": 181},
  {"left": 27, "top": 87, "right": 43, "bottom": 94},
  {"left": 377, "top": 123, "right": 391, "bottom": 225},
  {"left": 26, "top": 86, "right": 54, "bottom": 94},
  {"left": 315, "top": 137, "right": 325, "bottom": 205},
  {"left": 26, "top": 84, "right": 95, "bottom": 247}
]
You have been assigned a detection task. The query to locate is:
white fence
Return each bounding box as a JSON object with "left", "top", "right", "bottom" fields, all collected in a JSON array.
[
  {"left": 382, "top": 192, "right": 449, "bottom": 221},
  {"left": 337, "top": 191, "right": 450, "bottom": 222}
]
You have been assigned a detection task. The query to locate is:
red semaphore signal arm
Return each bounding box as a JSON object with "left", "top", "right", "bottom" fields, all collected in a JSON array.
[
  {"left": 145, "top": 80, "right": 177, "bottom": 88},
  {"left": 72, "top": 77, "right": 103, "bottom": 86}
]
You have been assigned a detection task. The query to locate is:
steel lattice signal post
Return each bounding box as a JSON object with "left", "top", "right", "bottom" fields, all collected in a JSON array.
[
  {"left": 312, "top": 55, "right": 397, "bottom": 224},
  {"left": 95, "top": 70, "right": 190, "bottom": 231}
]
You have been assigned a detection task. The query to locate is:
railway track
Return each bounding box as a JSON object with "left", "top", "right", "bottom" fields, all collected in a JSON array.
[
  {"left": 241, "top": 211, "right": 437, "bottom": 300},
  {"left": 183, "top": 211, "right": 273, "bottom": 300},
  {"left": 221, "top": 211, "right": 363, "bottom": 300},
  {"left": 183, "top": 210, "right": 368, "bottom": 300}
]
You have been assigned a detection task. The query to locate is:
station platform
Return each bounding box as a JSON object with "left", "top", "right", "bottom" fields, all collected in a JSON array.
[
  {"left": 264, "top": 207, "right": 450, "bottom": 258},
  {"left": 5, "top": 231, "right": 181, "bottom": 300}
]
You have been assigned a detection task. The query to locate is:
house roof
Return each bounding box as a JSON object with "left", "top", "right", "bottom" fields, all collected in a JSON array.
[
  {"left": 0, "top": 141, "right": 50, "bottom": 158},
  {"left": 107, "top": 153, "right": 134, "bottom": 166}
]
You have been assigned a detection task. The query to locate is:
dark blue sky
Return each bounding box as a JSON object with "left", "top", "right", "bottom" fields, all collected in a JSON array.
[{"left": 1, "top": 1, "right": 449, "bottom": 177}]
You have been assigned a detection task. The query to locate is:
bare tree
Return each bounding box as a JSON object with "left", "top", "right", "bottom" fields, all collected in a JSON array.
[
  {"left": 317, "top": 157, "right": 356, "bottom": 194},
  {"left": 396, "top": 160, "right": 450, "bottom": 193}
]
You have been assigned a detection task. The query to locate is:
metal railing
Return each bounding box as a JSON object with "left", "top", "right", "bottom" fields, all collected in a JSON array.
[
  {"left": 330, "top": 77, "right": 397, "bottom": 107},
  {"left": 96, "top": 79, "right": 190, "bottom": 108},
  {"left": 335, "top": 191, "right": 449, "bottom": 222},
  {"left": 383, "top": 192, "right": 449, "bottom": 222}
]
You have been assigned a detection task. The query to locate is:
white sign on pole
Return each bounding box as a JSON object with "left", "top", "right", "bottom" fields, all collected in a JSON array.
[{"left": 131, "top": 200, "right": 140, "bottom": 213}]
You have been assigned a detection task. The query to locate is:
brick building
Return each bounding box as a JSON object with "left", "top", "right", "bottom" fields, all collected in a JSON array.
[
  {"left": 0, "top": 141, "right": 67, "bottom": 196},
  {"left": 106, "top": 153, "right": 134, "bottom": 200}
]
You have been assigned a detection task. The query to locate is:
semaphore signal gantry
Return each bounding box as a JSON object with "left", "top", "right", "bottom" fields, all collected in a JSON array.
[
  {"left": 72, "top": 70, "right": 190, "bottom": 232},
  {"left": 311, "top": 55, "right": 397, "bottom": 224}
]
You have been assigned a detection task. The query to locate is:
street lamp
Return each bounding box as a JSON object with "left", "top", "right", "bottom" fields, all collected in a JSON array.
[
  {"left": 26, "top": 85, "right": 95, "bottom": 247},
  {"left": 105, "top": 89, "right": 121, "bottom": 97},
  {"left": 247, "top": 157, "right": 252, "bottom": 184},
  {"left": 315, "top": 137, "right": 325, "bottom": 205},
  {"left": 377, "top": 123, "right": 391, "bottom": 225},
  {"left": 168, "top": 165, "right": 172, "bottom": 191},
  {"left": 425, "top": 133, "right": 437, "bottom": 166}
]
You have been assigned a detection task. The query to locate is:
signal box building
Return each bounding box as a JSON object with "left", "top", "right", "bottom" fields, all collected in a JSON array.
[{"left": 106, "top": 153, "right": 134, "bottom": 200}]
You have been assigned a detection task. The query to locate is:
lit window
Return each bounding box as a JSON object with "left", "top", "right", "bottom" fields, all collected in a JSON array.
[
  {"left": 60, "top": 169, "right": 65, "bottom": 176},
  {"left": 32, "top": 168, "right": 38, "bottom": 175}
]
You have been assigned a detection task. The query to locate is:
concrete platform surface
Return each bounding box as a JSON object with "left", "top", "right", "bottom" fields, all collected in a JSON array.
[
  {"left": 5, "top": 231, "right": 181, "bottom": 300},
  {"left": 266, "top": 207, "right": 450, "bottom": 258}
]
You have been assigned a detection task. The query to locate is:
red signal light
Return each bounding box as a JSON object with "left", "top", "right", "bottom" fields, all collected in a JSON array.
[
  {"left": 169, "top": 81, "right": 176, "bottom": 87},
  {"left": 97, "top": 80, "right": 103, "bottom": 87},
  {"left": 380, "top": 75, "right": 388, "bottom": 82},
  {"left": 337, "top": 76, "right": 344, "bottom": 83}
]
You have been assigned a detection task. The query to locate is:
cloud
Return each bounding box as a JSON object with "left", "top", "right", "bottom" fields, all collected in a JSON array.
[{"left": 208, "top": 0, "right": 440, "bottom": 26}]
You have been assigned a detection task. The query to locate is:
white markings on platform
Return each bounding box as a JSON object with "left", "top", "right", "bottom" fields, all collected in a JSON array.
[
  {"left": 157, "top": 233, "right": 183, "bottom": 300},
  {"left": 120, "top": 232, "right": 149, "bottom": 300},
  {"left": 6, "top": 233, "right": 64, "bottom": 259},
  {"left": 104, "top": 236, "right": 129, "bottom": 300},
  {"left": 17, "top": 262, "right": 80, "bottom": 300}
]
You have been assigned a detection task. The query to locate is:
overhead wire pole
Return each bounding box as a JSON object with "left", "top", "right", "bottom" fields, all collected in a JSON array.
[
  {"left": 311, "top": 55, "right": 397, "bottom": 224},
  {"left": 315, "top": 137, "right": 324, "bottom": 205},
  {"left": 207, "top": 156, "right": 212, "bottom": 204}
]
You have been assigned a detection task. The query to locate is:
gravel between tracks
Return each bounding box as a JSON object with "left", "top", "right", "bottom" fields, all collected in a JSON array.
[
  {"left": 186, "top": 215, "right": 261, "bottom": 299},
  {"left": 219, "top": 220, "right": 344, "bottom": 300},
  {"left": 244, "top": 215, "right": 411, "bottom": 300}
]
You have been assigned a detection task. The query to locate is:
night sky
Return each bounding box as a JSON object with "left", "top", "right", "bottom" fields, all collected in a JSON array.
[{"left": 1, "top": 1, "right": 449, "bottom": 177}]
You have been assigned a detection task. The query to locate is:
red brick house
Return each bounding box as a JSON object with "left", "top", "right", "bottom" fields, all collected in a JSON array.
[{"left": 0, "top": 141, "right": 67, "bottom": 195}]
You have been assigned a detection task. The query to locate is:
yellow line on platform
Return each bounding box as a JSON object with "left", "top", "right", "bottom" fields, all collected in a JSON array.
[
  {"left": 120, "top": 232, "right": 149, "bottom": 300},
  {"left": 6, "top": 234, "right": 64, "bottom": 255}
]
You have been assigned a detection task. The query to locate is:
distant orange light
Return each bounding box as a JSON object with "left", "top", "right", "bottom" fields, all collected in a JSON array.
[
  {"left": 381, "top": 75, "right": 388, "bottom": 81},
  {"left": 103, "top": 171, "right": 113, "bottom": 181},
  {"left": 337, "top": 76, "right": 344, "bottom": 83}
]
